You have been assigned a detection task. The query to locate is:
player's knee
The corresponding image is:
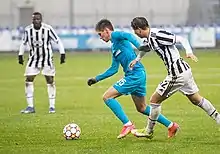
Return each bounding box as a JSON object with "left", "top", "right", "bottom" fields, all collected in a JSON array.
[
  {"left": 136, "top": 106, "right": 146, "bottom": 113},
  {"left": 150, "top": 97, "right": 158, "bottom": 104},
  {"left": 150, "top": 92, "right": 163, "bottom": 104},
  {"left": 187, "top": 93, "right": 202, "bottom": 105},
  {"left": 45, "top": 76, "right": 54, "bottom": 84},
  {"left": 47, "top": 80, "right": 54, "bottom": 84},
  {"left": 102, "top": 94, "right": 109, "bottom": 102},
  {"left": 25, "top": 76, "right": 34, "bottom": 82},
  {"left": 103, "top": 92, "right": 115, "bottom": 102},
  {"left": 191, "top": 97, "right": 202, "bottom": 105}
]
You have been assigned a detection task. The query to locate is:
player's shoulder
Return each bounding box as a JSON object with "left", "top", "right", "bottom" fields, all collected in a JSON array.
[
  {"left": 42, "top": 23, "right": 54, "bottom": 30},
  {"left": 150, "top": 28, "right": 163, "bottom": 35},
  {"left": 151, "top": 28, "right": 174, "bottom": 36},
  {"left": 112, "top": 30, "right": 132, "bottom": 40},
  {"left": 24, "top": 24, "right": 33, "bottom": 30},
  {"left": 113, "top": 30, "right": 129, "bottom": 35},
  {"left": 112, "top": 30, "right": 122, "bottom": 36},
  {"left": 111, "top": 31, "right": 121, "bottom": 40}
]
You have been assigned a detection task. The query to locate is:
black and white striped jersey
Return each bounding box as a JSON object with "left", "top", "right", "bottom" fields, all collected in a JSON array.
[
  {"left": 20, "top": 23, "right": 64, "bottom": 68},
  {"left": 143, "top": 28, "right": 190, "bottom": 76}
]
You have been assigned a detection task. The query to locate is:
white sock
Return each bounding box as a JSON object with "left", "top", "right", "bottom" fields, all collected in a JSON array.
[
  {"left": 146, "top": 103, "right": 161, "bottom": 134},
  {"left": 47, "top": 83, "right": 56, "bottom": 108},
  {"left": 25, "top": 82, "right": 34, "bottom": 108},
  {"left": 216, "top": 114, "right": 220, "bottom": 124},
  {"left": 168, "top": 122, "right": 174, "bottom": 129},
  {"left": 198, "top": 98, "right": 219, "bottom": 121},
  {"left": 124, "top": 121, "right": 132, "bottom": 126}
]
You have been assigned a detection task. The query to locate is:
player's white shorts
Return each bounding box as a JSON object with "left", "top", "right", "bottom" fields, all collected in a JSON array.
[
  {"left": 24, "top": 65, "right": 56, "bottom": 76},
  {"left": 156, "top": 69, "right": 199, "bottom": 97}
]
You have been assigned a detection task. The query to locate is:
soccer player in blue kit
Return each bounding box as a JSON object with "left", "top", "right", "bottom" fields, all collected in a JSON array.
[{"left": 87, "top": 19, "right": 179, "bottom": 139}]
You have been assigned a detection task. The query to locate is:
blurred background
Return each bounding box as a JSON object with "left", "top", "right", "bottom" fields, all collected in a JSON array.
[{"left": 0, "top": 0, "right": 220, "bottom": 51}]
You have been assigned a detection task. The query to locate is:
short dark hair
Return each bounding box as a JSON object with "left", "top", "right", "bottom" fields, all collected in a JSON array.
[
  {"left": 131, "top": 17, "right": 149, "bottom": 30},
  {"left": 32, "top": 12, "right": 42, "bottom": 17},
  {"left": 95, "top": 19, "right": 114, "bottom": 31}
]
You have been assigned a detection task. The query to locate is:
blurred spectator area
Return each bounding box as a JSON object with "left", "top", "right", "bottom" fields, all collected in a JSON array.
[{"left": 0, "top": 0, "right": 219, "bottom": 28}]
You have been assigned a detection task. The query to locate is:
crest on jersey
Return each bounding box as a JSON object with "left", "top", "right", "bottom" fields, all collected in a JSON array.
[
  {"left": 33, "top": 40, "right": 43, "bottom": 47},
  {"left": 114, "top": 49, "right": 121, "bottom": 57}
]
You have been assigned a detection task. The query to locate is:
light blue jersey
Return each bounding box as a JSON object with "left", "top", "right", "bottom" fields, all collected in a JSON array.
[
  {"left": 93, "top": 29, "right": 172, "bottom": 128},
  {"left": 96, "top": 31, "right": 147, "bottom": 96}
]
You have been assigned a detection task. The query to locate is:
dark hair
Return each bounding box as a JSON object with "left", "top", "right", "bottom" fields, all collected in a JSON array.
[
  {"left": 131, "top": 17, "right": 149, "bottom": 30},
  {"left": 32, "top": 12, "right": 42, "bottom": 17},
  {"left": 95, "top": 19, "right": 114, "bottom": 31}
]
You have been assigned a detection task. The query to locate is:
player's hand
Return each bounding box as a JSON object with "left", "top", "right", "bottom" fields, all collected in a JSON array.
[
  {"left": 129, "top": 59, "right": 138, "bottom": 70},
  {"left": 18, "top": 55, "right": 24, "bottom": 65},
  {"left": 186, "top": 53, "right": 198, "bottom": 62},
  {"left": 60, "top": 54, "right": 66, "bottom": 64},
  {"left": 87, "top": 78, "right": 97, "bottom": 86}
]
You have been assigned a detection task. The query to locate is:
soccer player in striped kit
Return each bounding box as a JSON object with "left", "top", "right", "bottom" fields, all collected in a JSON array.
[
  {"left": 18, "top": 12, "right": 66, "bottom": 114},
  {"left": 130, "top": 17, "right": 220, "bottom": 138}
]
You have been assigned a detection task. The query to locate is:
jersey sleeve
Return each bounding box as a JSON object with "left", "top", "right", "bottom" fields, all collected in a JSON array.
[
  {"left": 95, "top": 57, "right": 119, "bottom": 82},
  {"left": 156, "top": 30, "right": 176, "bottom": 45},
  {"left": 21, "top": 30, "right": 28, "bottom": 45},
  {"left": 49, "top": 26, "right": 59, "bottom": 43},
  {"left": 19, "top": 29, "right": 28, "bottom": 55},
  {"left": 112, "top": 31, "right": 141, "bottom": 49},
  {"left": 48, "top": 25, "right": 65, "bottom": 54}
]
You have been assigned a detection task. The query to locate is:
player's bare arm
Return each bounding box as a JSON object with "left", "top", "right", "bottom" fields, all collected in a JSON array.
[
  {"left": 176, "top": 35, "right": 198, "bottom": 62},
  {"left": 186, "top": 53, "right": 198, "bottom": 62},
  {"left": 129, "top": 45, "right": 151, "bottom": 69}
]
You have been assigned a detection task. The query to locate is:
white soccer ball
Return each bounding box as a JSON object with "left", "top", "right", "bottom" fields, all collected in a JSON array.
[{"left": 63, "top": 123, "right": 81, "bottom": 140}]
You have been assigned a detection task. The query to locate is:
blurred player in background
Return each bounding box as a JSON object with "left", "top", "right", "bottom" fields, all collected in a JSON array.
[
  {"left": 129, "top": 17, "right": 220, "bottom": 138},
  {"left": 87, "top": 19, "right": 179, "bottom": 139},
  {"left": 18, "top": 12, "right": 66, "bottom": 114}
]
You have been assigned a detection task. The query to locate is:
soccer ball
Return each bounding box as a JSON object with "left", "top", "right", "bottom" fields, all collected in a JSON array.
[{"left": 63, "top": 123, "right": 81, "bottom": 140}]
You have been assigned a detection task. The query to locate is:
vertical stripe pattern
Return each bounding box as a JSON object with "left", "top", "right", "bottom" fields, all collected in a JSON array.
[
  {"left": 24, "top": 23, "right": 57, "bottom": 68},
  {"left": 146, "top": 28, "right": 190, "bottom": 76}
]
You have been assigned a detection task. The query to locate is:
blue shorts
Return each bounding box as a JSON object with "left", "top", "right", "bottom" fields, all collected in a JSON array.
[{"left": 113, "top": 70, "right": 147, "bottom": 97}]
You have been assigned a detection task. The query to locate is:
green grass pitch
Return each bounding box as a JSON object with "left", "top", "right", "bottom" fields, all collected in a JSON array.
[{"left": 0, "top": 50, "right": 220, "bottom": 154}]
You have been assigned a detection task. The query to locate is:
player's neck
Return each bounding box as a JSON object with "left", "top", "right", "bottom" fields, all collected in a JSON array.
[{"left": 34, "top": 24, "right": 42, "bottom": 30}]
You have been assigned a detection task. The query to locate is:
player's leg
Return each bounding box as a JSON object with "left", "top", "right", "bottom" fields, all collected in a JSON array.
[
  {"left": 131, "top": 95, "right": 173, "bottom": 129},
  {"left": 144, "top": 76, "right": 182, "bottom": 138},
  {"left": 131, "top": 94, "right": 177, "bottom": 139},
  {"left": 130, "top": 76, "right": 174, "bottom": 129},
  {"left": 144, "top": 91, "right": 166, "bottom": 137},
  {"left": 186, "top": 93, "right": 220, "bottom": 124},
  {"left": 180, "top": 70, "right": 220, "bottom": 124},
  {"left": 21, "top": 75, "right": 36, "bottom": 113},
  {"left": 42, "top": 66, "right": 56, "bottom": 113},
  {"left": 103, "top": 86, "right": 134, "bottom": 139},
  {"left": 21, "top": 66, "right": 40, "bottom": 113},
  {"left": 103, "top": 86, "right": 128, "bottom": 124},
  {"left": 45, "top": 76, "right": 56, "bottom": 113}
]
